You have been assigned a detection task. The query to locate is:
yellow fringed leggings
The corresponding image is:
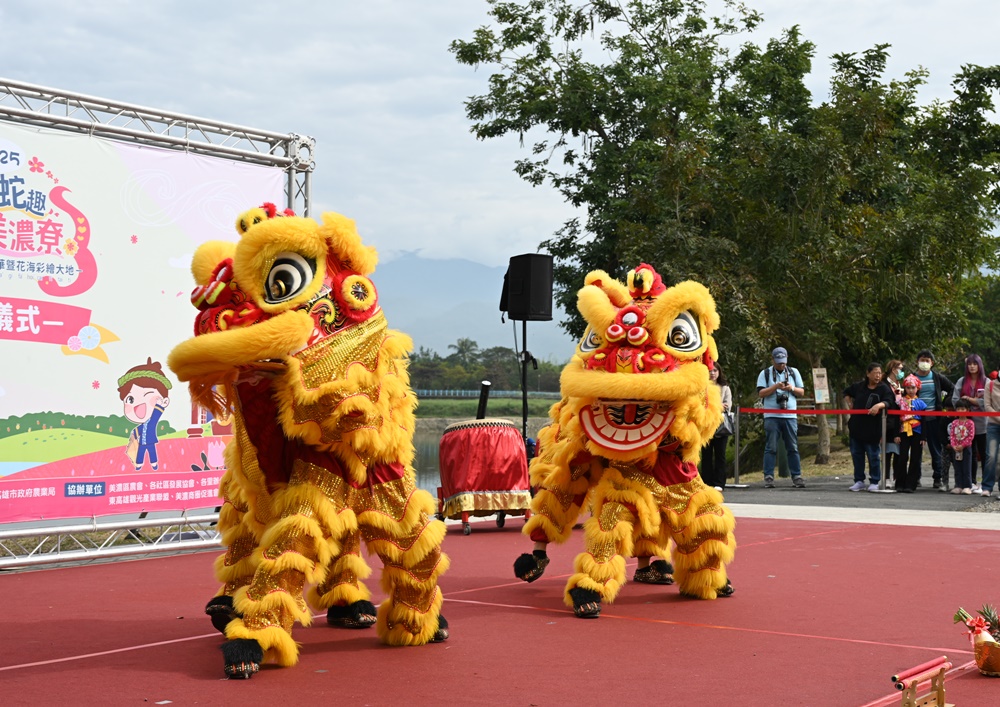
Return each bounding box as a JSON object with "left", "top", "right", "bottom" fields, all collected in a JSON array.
[
  {"left": 563, "top": 464, "right": 736, "bottom": 607},
  {"left": 523, "top": 482, "right": 591, "bottom": 545},
  {"left": 218, "top": 457, "right": 448, "bottom": 666}
]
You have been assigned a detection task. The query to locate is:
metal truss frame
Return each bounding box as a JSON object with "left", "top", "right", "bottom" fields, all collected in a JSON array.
[
  {"left": 0, "top": 514, "right": 222, "bottom": 570},
  {"left": 0, "top": 77, "right": 314, "bottom": 214}
]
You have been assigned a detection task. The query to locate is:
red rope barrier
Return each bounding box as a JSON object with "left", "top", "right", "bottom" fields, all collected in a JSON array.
[
  {"left": 739, "top": 407, "right": 859, "bottom": 415},
  {"left": 737, "top": 407, "right": 1000, "bottom": 418}
]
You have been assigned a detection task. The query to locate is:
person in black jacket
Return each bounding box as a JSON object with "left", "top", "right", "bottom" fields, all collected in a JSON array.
[
  {"left": 843, "top": 363, "right": 896, "bottom": 492},
  {"left": 913, "top": 350, "right": 955, "bottom": 489}
]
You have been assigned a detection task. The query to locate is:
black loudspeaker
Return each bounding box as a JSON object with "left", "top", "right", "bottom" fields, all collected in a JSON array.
[{"left": 502, "top": 253, "right": 553, "bottom": 321}]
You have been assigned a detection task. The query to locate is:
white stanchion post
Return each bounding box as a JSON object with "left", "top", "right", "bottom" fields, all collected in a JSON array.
[
  {"left": 880, "top": 408, "right": 888, "bottom": 490},
  {"left": 733, "top": 408, "right": 740, "bottom": 485}
]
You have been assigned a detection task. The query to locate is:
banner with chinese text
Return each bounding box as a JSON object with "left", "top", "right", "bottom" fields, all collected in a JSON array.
[{"left": 0, "top": 120, "right": 284, "bottom": 523}]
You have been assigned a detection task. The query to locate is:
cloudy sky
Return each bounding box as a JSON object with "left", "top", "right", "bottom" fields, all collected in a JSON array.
[{"left": 1, "top": 0, "right": 997, "bottom": 268}]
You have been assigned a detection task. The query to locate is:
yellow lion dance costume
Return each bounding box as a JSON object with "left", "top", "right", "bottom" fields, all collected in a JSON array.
[
  {"left": 513, "top": 264, "right": 736, "bottom": 617},
  {"left": 168, "top": 204, "right": 448, "bottom": 679}
]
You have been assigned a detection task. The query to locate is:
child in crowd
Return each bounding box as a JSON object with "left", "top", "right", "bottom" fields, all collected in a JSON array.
[
  {"left": 894, "top": 375, "right": 928, "bottom": 493},
  {"left": 948, "top": 398, "right": 976, "bottom": 494},
  {"left": 883, "top": 359, "right": 905, "bottom": 488}
]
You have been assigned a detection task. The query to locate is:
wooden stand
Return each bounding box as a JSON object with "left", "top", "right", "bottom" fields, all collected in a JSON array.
[{"left": 891, "top": 656, "right": 953, "bottom": 707}]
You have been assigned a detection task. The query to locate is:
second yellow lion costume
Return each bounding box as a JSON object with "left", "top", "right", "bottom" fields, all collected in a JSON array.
[
  {"left": 168, "top": 204, "right": 448, "bottom": 678},
  {"left": 513, "top": 264, "right": 736, "bottom": 617}
]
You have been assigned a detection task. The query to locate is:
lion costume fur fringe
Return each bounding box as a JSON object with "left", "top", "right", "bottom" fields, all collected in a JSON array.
[
  {"left": 168, "top": 205, "right": 448, "bottom": 676},
  {"left": 520, "top": 264, "right": 736, "bottom": 608}
]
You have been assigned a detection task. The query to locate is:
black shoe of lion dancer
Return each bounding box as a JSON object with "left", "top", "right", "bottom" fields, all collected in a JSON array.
[
  {"left": 326, "top": 600, "right": 378, "bottom": 629},
  {"left": 205, "top": 595, "right": 240, "bottom": 635},
  {"left": 513, "top": 550, "right": 550, "bottom": 582},
  {"left": 633, "top": 559, "right": 674, "bottom": 585},
  {"left": 430, "top": 614, "right": 450, "bottom": 643},
  {"left": 222, "top": 638, "right": 263, "bottom": 679},
  {"left": 568, "top": 587, "right": 601, "bottom": 618}
]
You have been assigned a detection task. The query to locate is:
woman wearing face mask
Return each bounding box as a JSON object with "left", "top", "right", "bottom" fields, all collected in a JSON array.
[
  {"left": 913, "top": 350, "right": 955, "bottom": 490},
  {"left": 952, "top": 354, "right": 988, "bottom": 493},
  {"left": 884, "top": 360, "right": 905, "bottom": 397},
  {"left": 883, "top": 359, "right": 905, "bottom": 489}
]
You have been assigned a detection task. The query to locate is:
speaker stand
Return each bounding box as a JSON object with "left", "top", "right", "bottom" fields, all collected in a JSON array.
[{"left": 518, "top": 319, "right": 537, "bottom": 448}]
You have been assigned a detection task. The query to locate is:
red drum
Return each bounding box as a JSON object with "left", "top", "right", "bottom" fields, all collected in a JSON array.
[{"left": 437, "top": 419, "right": 532, "bottom": 534}]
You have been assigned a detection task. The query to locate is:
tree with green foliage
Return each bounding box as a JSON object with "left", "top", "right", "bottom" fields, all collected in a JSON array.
[
  {"left": 409, "top": 340, "right": 562, "bottom": 392},
  {"left": 447, "top": 337, "right": 481, "bottom": 368},
  {"left": 963, "top": 273, "right": 1000, "bottom": 373},
  {"left": 716, "top": 42, "right": 1000, "bottom": 458},
  {"left": 452, "top": 0, "right": 762, "bottom": 337},
  {"left": 408, "top": 347, "right": 449, "bottom": 390},
  {"left": 453, "top": 0, "right": 1000, "bottom": 463},
  {"left": 478, "top": 345, "right": 522, "bottom": 388}
]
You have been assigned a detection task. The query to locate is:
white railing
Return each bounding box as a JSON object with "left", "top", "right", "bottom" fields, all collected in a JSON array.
[{"left": 0, "top": 512, "right": 221, "bottom": 569}]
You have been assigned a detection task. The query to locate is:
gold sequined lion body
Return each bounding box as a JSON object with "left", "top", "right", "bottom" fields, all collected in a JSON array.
[
  {"left": 514, "top": 265, "right": 736, "bottom": 617},
  {"left": 168, "top": 205, "right": 448, "bottom": 678}
]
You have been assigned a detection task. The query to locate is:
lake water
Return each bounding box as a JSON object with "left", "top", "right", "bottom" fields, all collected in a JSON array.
[{"left": 413, "top": 428, "right": 443, "bottom": 495}]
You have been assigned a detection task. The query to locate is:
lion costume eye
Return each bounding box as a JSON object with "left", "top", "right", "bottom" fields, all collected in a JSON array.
[
  {"left": 264, "top": 252, "right": 316, "bottom": 304},
  {"left": 578, "top": 327, "right": 602, "bottom": 355},
  {"left": 666, "top": 311, "right": 701, "bottom": 352}
]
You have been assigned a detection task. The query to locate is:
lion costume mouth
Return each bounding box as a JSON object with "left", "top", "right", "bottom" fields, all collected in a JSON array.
[{"left": 579, "top": 399, "right": 675, "bottom": 452}]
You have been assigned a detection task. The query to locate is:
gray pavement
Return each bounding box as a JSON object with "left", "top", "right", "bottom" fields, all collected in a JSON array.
[{"left": 720, "top": 473, "right": 1000, "bottom": 530}]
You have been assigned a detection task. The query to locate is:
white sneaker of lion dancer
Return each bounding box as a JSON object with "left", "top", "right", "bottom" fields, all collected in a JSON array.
[
  {"left": 867, "top": 484, "right": 879, "bottom": 492},
  {"left": 848, "top": 481, "right": 866, "bottom": 492}
]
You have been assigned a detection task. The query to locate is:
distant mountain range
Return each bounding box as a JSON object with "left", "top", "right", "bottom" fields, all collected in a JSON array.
[{"left": 375, "top": 253, "right": 576, "bottom": 362}]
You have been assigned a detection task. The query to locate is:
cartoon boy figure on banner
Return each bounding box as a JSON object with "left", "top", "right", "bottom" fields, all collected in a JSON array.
[{"left": 118, "top": 358, "right": 172, "bottom": 471}]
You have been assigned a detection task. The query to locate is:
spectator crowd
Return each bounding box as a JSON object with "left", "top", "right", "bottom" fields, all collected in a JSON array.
[{"left": 701, "top": 348, "right": 999, "bottom": 498}]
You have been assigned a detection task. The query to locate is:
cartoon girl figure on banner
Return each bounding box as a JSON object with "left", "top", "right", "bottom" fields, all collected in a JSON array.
[{"left": 118, "top": 358, "right": 172, "bottom": 471}]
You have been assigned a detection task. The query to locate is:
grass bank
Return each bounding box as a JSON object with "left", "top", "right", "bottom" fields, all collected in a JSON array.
[{"left": 415, "top": 398, "right": 554, "bottom": 418}]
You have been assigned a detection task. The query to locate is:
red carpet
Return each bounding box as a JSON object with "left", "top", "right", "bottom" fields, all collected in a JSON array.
[{"left": 0, "top": 517, "right": 994, "bottom": 706}]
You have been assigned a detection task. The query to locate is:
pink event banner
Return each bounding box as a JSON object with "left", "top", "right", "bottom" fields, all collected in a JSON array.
[
  {"left": 0, "top": 434, "right": 228, "bottom": 523},
  {"left": 0, "top": 469, "right": 223, "bottom": 523},
  {"left": 0, "top": 297, "right": 92, "bottom": 345}
]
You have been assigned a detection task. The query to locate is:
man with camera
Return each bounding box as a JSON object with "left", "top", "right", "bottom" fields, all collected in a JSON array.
[{"left": 756, "top": 347, "right": 806, "bottom": 488}]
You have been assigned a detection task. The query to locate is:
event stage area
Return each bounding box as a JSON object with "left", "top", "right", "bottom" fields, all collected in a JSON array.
[{"left": 0, "top": 513, "right": 996, "bottom": 706}]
